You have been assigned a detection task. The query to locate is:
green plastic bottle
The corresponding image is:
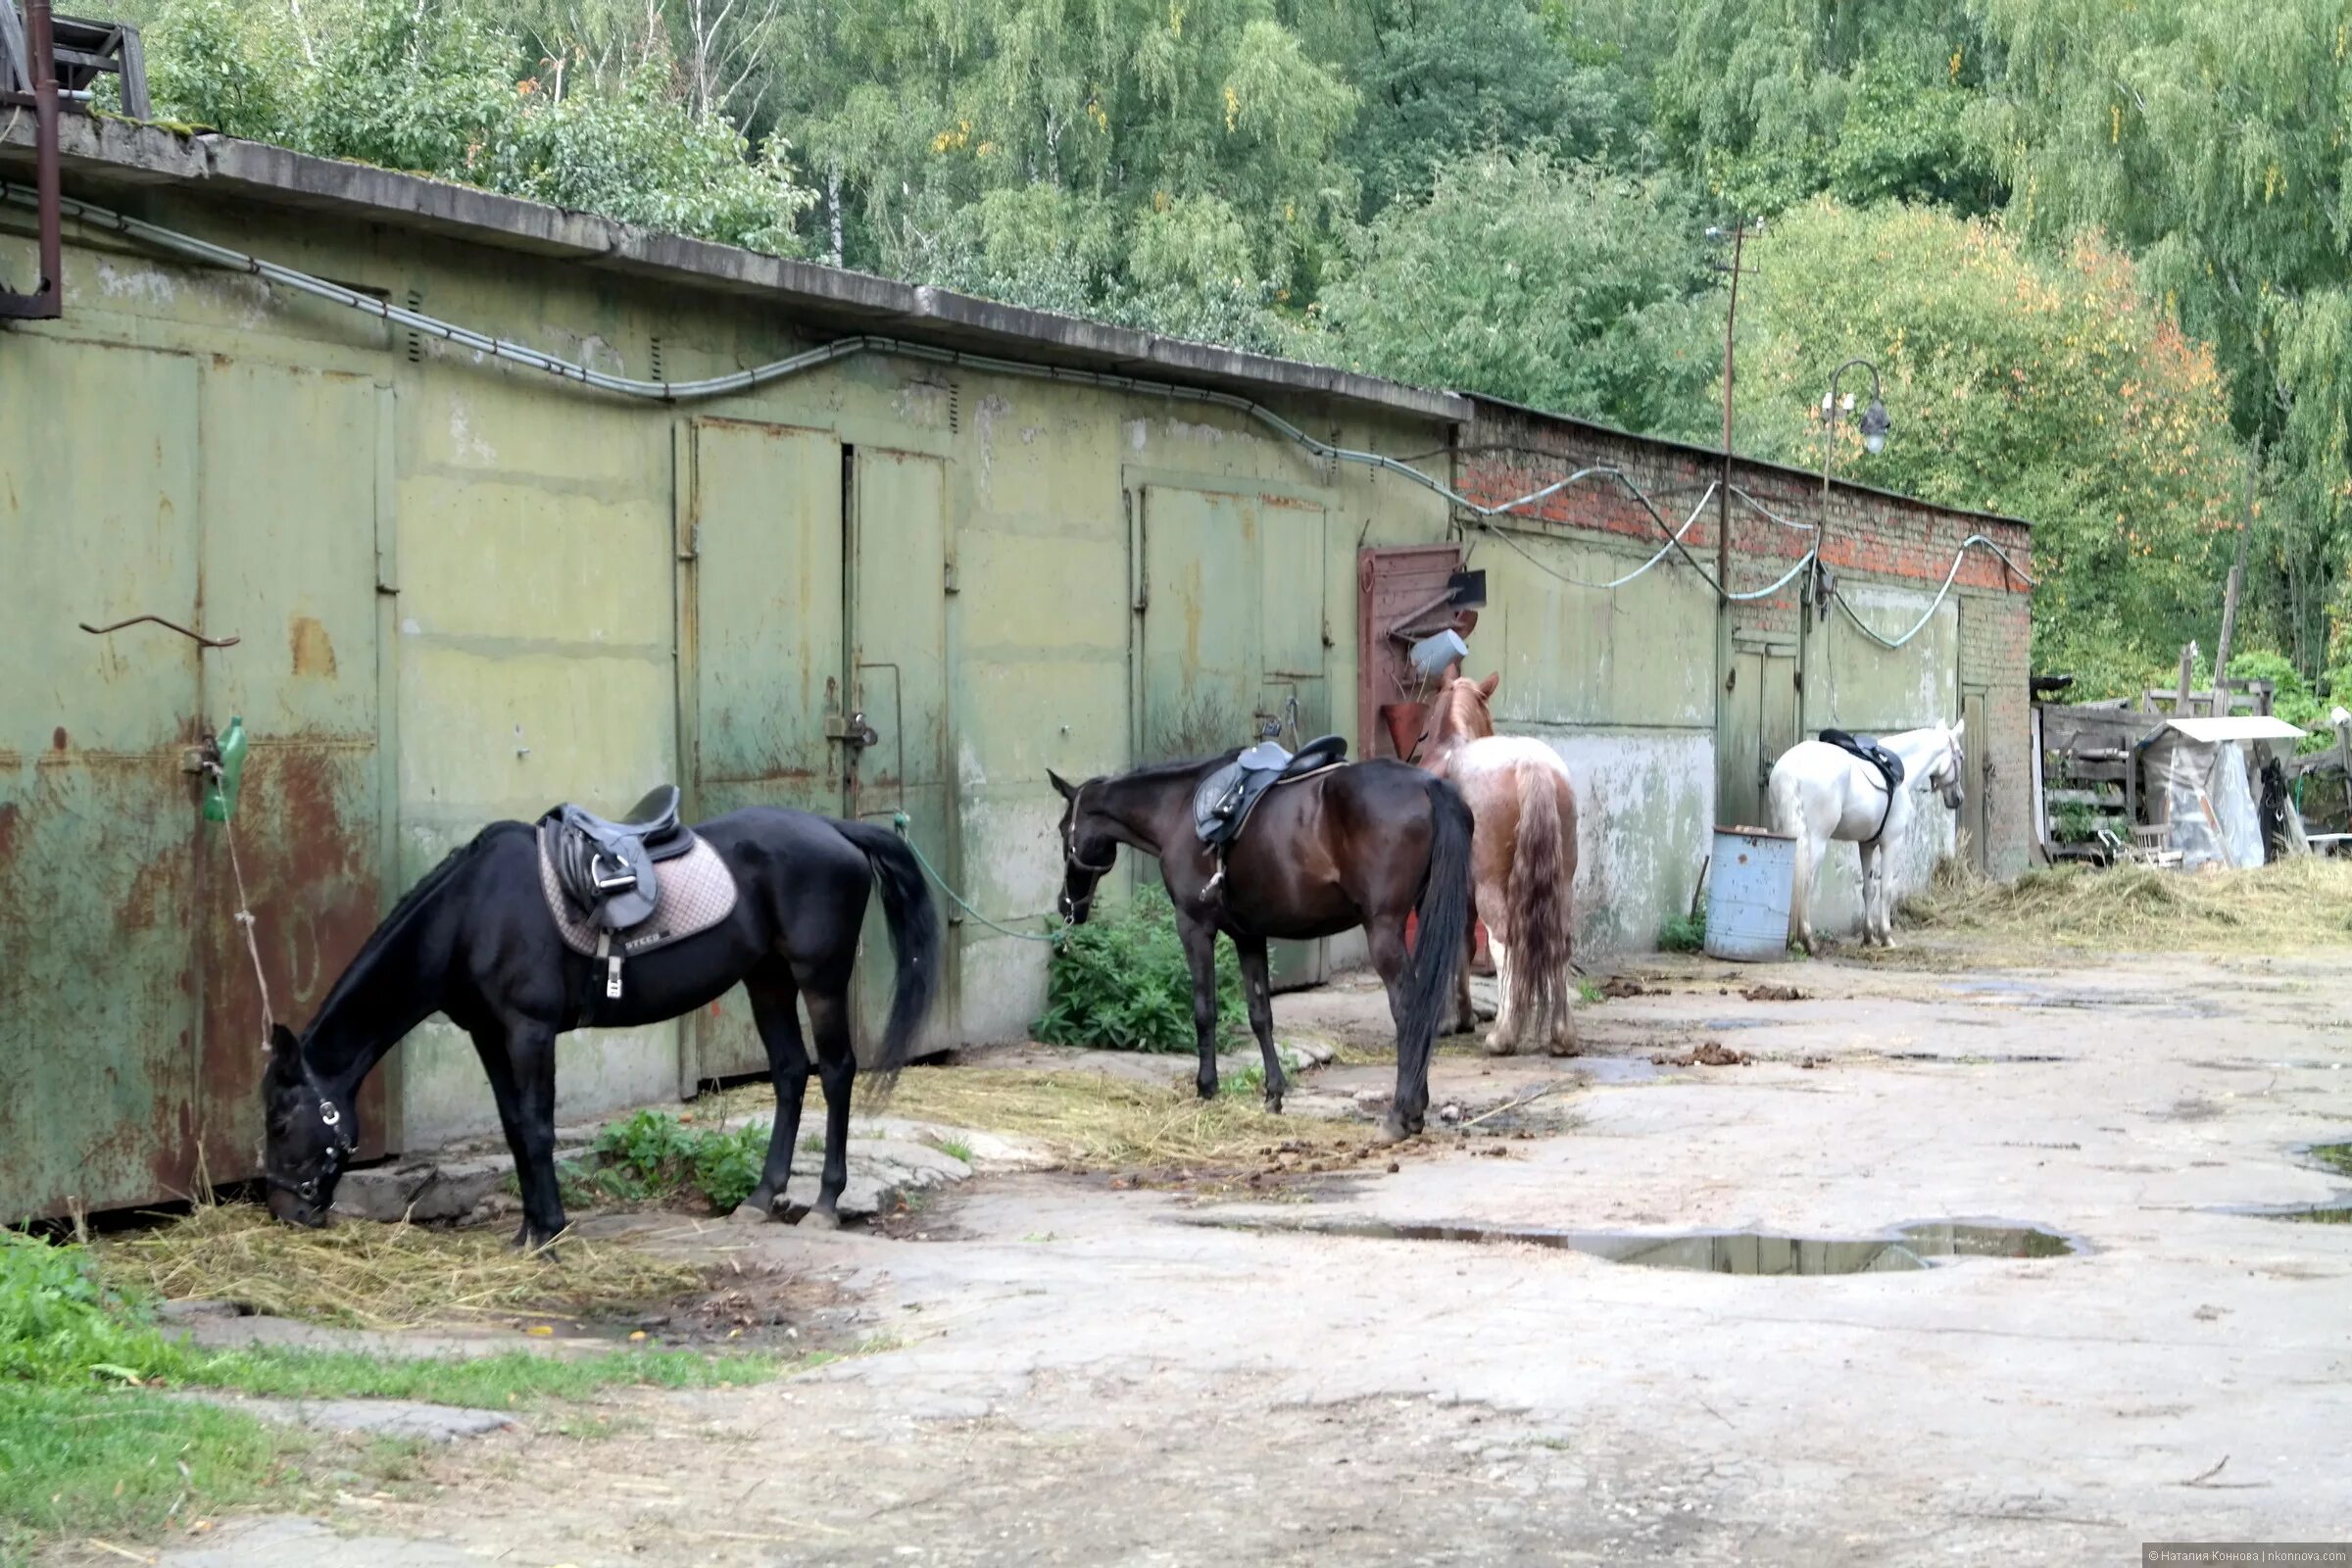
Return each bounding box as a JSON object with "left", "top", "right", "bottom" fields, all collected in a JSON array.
[{"left": 203, "top": 716, "right": 247, "bottom": 823}]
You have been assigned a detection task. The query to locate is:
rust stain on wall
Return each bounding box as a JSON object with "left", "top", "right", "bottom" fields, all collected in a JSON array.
[{"left": 289, "top": 615, "right": 338, "bottom": 677}]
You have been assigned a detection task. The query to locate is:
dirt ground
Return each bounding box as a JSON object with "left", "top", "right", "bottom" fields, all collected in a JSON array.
[{"left": 95, "top": 946, "right": 2352, "bottom": 1566}]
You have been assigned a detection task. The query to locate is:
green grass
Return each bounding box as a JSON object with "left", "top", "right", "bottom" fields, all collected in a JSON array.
[
  {"left": 0, "top": 1382, "right": 291, "bottom": 1558},
  {"left": 2308, "top": 1142, "right": 2352, "bottom": 1179},
  {"left": 935, "top": 1137, "right": 975, "bottom": 1164},
  {"left": 0, "top": 1229, "right": 797, "bottom": 1558},
  {"left": 1576, "top": 978, "right": 1604, "bottom": 1004},
  {"left": 172, "top": 1344, "right": 787, "bottom": 1407}
]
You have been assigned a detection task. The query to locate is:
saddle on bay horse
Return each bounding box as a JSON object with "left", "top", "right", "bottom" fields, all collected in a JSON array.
[
  {"left": 537, "top": 785, "right": 738, "bottom": 1007},
  {"left": 1192, "top": 734, "right": 1348, "bottom": 894},
  {"left": 1818, "top": 728, "right": 1906, "bottom": 842}
]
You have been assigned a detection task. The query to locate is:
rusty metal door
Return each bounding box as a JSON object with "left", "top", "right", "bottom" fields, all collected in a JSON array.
[
  {"left": 0, "top": 340, "right": 205, "bottom": 1218},
  {"left": 191, "top": 362, "right": 388, "bottom": 1178},
  {"left": 679, "top": 417, "right": 845, "bottom": 1082},
  {"left": 845, "top": 449, "right": 956, "bottom": 1057}
]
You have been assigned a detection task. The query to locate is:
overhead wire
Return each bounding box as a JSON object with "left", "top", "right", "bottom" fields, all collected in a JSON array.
[{"left": 3, "top": 182, "right": 2028, "bottom": 623}]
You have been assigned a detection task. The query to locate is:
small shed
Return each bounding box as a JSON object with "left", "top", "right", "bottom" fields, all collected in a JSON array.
[{"left": 2144, "top": 716, "right": 2306, "bottom": 868}]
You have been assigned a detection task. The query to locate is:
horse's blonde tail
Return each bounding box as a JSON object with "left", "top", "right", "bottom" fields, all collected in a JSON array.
[
  {"left": 1505, "top": 762, "right": 1578, "bottom": 1030},
  {"left": 1767, "top": 766, "right": 1810, "bottom": 943}
]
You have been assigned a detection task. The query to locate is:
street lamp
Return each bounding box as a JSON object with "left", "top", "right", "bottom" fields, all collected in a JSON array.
[{"left": 1820, "top": 358, "right": 1889, "bottom": 495}]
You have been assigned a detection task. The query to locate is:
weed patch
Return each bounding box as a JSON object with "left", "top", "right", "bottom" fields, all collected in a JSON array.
[
  {"left": 1658, "top": 909, "right": 1706, "bottom": 953},
  {"left": 1035, "top": 889, "right": 1246, "bottom": 1052},
  {"left": 563, "top": 1109, "right": 767, "bottom": 1213}
]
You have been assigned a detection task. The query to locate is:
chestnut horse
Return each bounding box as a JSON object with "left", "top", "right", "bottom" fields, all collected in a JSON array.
[{"left": 1417, "top": 673, "right": 1581, "bottom": 1054}]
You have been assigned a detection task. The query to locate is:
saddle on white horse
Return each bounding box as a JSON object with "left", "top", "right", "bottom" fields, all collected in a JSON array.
[{"left": 1817, "top": 729, "right": 1905, "bottom": 842}]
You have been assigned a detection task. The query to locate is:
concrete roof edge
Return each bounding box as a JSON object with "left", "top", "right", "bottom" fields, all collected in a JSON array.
[
  {"left": 1461, "top": 391, "right": 2035, "bottom": 533},
  {"left": 7, "top": 118, "right": 1468, "bottom": 424}
]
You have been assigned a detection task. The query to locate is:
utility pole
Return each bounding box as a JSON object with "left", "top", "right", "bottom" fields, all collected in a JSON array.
[{"left": 1711, "top": 220, "right": 1757, "bottom": 608}]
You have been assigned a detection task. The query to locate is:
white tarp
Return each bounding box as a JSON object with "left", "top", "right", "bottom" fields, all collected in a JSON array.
[{"left": 2146, "top": 735, "right": 2266, "bottom": 868}]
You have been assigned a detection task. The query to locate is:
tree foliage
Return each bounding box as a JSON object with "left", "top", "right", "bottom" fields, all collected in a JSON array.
[
  {"left": 1649, "top": 0, "right": 2003, "bottom": 218},
  {"left": 144, "top": 0, "right": 814, "bottom": 253},
  {"left": 1320, "top": 152, "right": 1720, "bottom": 437},
  {"left": 1971, "top": 0, "right": 2352, "bottom": 672},
  {"left": 1735, "top": 200, "right": 2243, "bottom": 691}
]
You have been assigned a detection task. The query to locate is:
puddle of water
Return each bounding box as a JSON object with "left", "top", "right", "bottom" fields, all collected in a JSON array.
[
  {"left": 1576, "top": 1056, "right": 1664, "bottom": 1086},
  {"left": 1699, "top": 1018, "right": 1778, "bottom": 1032},
  {"left": 2226, "top": 1200, "right": 2352, "bottom": 1225},
  {"left": 1881, "top": 1052, "right": 2067, "bottom": 1065},
  {"left": 1193, "top": 1216, "right": 2078, "bottom": 1274},
  {"left": 2304, "top": 1143, "right": 2352, "bottom": 1179}
]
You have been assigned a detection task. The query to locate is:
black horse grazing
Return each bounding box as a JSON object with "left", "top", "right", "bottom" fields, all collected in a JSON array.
[
  {"left": 1048, "top": 756, "right": 1474, "bottom": 1141},
  {"left": 261, "top": 807, "right": 940, "bottom": 1246}
]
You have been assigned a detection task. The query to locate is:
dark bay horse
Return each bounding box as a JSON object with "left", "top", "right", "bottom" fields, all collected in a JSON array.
[
  {"left": 262, "top": 808, "right": 939, "bottom": 1247},
  {"left": 1048, "top": 756, "right": 1474, "bottom": 1141}
]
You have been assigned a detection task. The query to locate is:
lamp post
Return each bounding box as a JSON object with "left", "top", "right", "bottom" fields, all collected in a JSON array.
[{"left": 1813, "top": 358, "right": 1888, "bottom": 616}]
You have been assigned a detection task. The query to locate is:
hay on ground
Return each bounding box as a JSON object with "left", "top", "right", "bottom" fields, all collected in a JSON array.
[
  {"left": 864, "top": 1069, "right": 1375, "bottom": 1170},
  {"left": 1899, "top": 855, "right": 2352, "bottom": 953},
  {"left": 102, "top": 1201, "right": 705, "bottom": 1331}
]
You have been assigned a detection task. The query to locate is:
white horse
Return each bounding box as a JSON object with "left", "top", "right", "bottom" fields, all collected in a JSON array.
[{"left": 1766, "top": 722, "right": 1965, "bottom": 953}]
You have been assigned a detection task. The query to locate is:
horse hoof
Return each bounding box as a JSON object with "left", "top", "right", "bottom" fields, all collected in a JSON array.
[
  {"left": 799, "top": 1208, "right": 841, "bottom": 1232},
  {"left": 1482, "top": 1032, "right": 1517, "bottom": 1056},
  {"left": 1374, "top": 1116, "right": 1408, "bottom": 1145},
  {"left": 1264, "top": 1095, "right": 1284, "bottom": 1116},
  {"left": 728, "top": 1200, "right": 773, "bottom": 1226}
]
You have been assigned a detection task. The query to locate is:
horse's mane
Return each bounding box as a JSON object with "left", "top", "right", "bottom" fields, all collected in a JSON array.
[
  {"left": 1426, "top": 675, "right": 1495, "bottom": 748},
  {"left": 301, "top": 823, "right": 516, "bottom": 1033},
  {"left": 1119, "top": 750, "right": 1241, "bottom": 783}
]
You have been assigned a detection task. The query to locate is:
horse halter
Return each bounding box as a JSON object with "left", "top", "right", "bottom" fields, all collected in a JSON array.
[
  {"left": 1059, "top": 782, "right": 1118, "bottom": 919},
  {"left": 268, "top": 1095, "right": 356, "bottom": 1205}
]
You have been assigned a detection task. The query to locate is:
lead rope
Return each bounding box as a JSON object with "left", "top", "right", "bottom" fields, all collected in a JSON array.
[
  {"left": 208, "top": 759, "right": 278, "bottom": 1053},
  {"left": 891, "top": 810, "right": 1069, "bottom": 947}
]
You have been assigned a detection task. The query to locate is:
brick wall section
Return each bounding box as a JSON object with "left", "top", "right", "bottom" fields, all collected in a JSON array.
[{"left": 1455, "top": 398, "right": 2036, "bottom": 879}]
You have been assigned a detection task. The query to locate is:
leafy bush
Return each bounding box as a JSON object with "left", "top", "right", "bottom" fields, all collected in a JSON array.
[
  {"left": 582, "top": 1110, "right": 768, "bottom": 1213},
  {"left": 1658, "top": 909, "right": 1707, "bottom": 952},
  {"left": 1035, "top": 889, "right": 1247, "bottom": 1053}
]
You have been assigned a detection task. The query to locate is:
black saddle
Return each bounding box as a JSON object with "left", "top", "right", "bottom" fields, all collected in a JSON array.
[
  {"left": 1819, "top": 729, "right": 1905, "bottom": 791},
  {"left": 542, "top": 785, "right": 693, "bottom": 934},
  {"left": 1194, "top": 735, "right": 1348, "bottom": 851}
]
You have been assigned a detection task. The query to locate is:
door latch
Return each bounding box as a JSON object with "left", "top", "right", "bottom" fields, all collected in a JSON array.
[{"left": 825, "top": 711, "right": 880, "bottom": 750}]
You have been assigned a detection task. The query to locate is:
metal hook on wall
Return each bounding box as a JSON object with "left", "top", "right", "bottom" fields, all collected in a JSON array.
[{"left": 79, "top": 613, "right": 241, "bottom": 649}]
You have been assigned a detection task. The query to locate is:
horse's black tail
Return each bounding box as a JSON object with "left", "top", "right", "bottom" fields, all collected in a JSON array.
[
  {"left": 830, "top": 818, "right": 944, "bottom": 1073},
  {"left": 1398, "top": 776, "right": 1476, "bottom": 1114}
]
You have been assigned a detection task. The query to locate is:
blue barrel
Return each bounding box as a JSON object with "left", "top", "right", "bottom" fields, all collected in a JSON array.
[{"left": 1703, "top": 826, "right": 1796, "bottom": 962}]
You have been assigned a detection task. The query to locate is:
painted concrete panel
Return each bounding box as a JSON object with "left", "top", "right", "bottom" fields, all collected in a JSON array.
[
  {"left": 397, "top": 644, "right": 675, "bottom": 828},
  {"left": 1509, "top": 728, "right": 1717, "bottom": 956},
  {"left": 395, "top": 474, "right": 671, "bottom": 647}
]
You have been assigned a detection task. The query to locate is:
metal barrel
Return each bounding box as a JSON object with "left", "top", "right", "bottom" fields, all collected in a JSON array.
[{"left": 1703, "top": 826, "right": 1796, "bottom": 962}]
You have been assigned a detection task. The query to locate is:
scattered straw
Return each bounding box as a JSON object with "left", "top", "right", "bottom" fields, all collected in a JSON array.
[
  {"left": 864, "top": 1069, "right": 1375, "bottom": 1171},
  {"left": 1899, "top": 856, "right": 2352, "bottom": 954},
  {"left": 101, "top": 1202, "right": 704, "bottom": 1332}
]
